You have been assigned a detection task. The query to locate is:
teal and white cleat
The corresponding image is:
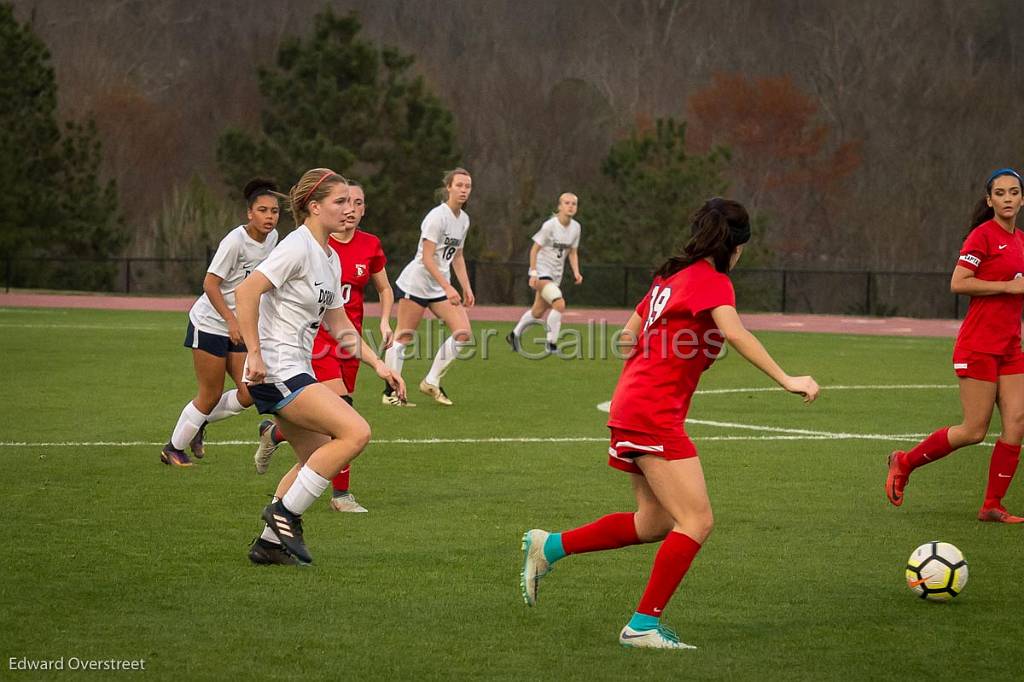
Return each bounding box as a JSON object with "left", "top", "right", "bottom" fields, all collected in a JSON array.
[
  {"left": 618, "top": 624, "right": 696, "bottom": 650},
  {"left": 520, "top": 529, "right": 553, "bottom": 606}
]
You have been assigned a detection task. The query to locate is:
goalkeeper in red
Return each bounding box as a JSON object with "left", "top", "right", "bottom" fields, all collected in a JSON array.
[
  {"left": 886, "top": 168, "right": 1024, "bottom": 523},
  {"left": 520, "top": 198, "right": 819, "bottom": 649}
]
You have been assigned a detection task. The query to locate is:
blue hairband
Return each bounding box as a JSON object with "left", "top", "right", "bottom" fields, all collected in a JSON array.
[{"left": 986, "top": 167, "right": 1022, "bottom": 190}]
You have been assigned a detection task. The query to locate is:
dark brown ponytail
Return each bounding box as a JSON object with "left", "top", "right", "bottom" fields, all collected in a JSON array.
[{"left": 655, "top": 198, "right": 751, "bottom": 278}]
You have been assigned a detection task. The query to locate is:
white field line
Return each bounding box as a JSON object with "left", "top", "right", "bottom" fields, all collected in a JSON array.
[
  {"left": 0, "top": 323, "right": 170, "bottom": 330},
  {"left": 0, "top": 436, "right": 834, "bottom": 447}
]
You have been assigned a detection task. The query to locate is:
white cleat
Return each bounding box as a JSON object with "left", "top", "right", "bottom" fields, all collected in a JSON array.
[
  {"left": 329, "top": 492, "right": 368, "bottom": 513},
  {"left": 382, "top": 389, "right": 416, "bottom": 407},
  {"left": 520, "top": 529, "right": 553, "bottom": 606},
  {"left": 419, "top": 380, "right": 453, "bottom": 406},
  {"left": 618, "top": 625, "right": 696, "bottom": 650},
  {"left": 254, "top": 419, "right": 280, "bottom": 475}
]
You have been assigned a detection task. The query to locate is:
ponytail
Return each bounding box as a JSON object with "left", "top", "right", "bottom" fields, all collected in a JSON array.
[
  {"left": 965, "top": 198, "right": 993, "bottom": 239},
  {"left": 655, "top": 198, "right": 751, "bottom": 278}
]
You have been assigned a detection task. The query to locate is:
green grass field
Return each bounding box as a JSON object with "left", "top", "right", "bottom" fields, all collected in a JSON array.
[{"left": 1, "top": 306, "right": 1022, "bottom": 680}]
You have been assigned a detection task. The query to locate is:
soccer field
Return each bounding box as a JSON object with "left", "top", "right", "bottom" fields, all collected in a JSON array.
[{"left": 1, "top": 306, "right": 1022, "bottom": 680}]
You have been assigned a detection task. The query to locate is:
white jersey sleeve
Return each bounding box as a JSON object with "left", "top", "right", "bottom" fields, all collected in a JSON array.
[
  {"left": 188, "top": 226, "right": 278, "bottom": 336},
  {"left": 257, "top": 235, "right": 306, "bottom": 288},
  {"left": 207, "top": 233, "right": 242, "bottom": 279}
]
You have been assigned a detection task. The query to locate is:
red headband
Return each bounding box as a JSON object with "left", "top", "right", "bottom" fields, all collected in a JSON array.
[{"left": 301, "top": 170, "right": 337, "bottom": 209}]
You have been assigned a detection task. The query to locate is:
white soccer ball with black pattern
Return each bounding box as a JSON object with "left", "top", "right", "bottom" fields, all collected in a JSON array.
[{"left": 905, "top": 541, "right": 968, "bottom": 602}]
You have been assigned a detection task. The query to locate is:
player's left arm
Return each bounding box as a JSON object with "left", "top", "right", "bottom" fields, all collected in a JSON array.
[
  {"left": 451, "top": 249, "right": 475, "bottom": 307},
  {"left": 711, "top": 305, "right": 819, "bottom": 403},
  {"left": 370, "top": 269, "right": 395, "bottom": 349},
  {"left": 324, "top": 306, "right": 405, "bottom": 399},
  {"left": 569, "top": 248, "right": 583, "bottom": 284}
]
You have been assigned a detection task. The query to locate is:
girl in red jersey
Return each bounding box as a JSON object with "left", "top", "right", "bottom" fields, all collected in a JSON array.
[
  {"left": 253, "top": 182, "right": 394, "bottom": 513},
  {"left": 886, "top": 168, "right": 1024, "bottom": 523},
  {"left": 520, "top": 198, "right": 819, "bottom": 650}
]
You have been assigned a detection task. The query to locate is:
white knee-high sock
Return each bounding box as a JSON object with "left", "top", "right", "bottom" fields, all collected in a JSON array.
[
  {"left": 546, "top": 310, "right": 563, "bottom": 343},
  {"left": 170, "top": 401, "right": 209, "bottom": 450},
  {"left": 282, "top": 466, "right": 331, "bottom": 516},
  {"left": 385, "top": 341, "right": 407, "bottom": 376},
  {"left": 513, "top": 310, "right": 542, "bottom": 337},
  {"left": 425, "top": 336, "right": 467, "bottom": 386},
  {"left": 207, "top": 389, "right": 246, "bottom": 423}
]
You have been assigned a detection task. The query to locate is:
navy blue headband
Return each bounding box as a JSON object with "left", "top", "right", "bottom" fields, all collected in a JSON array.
[{"left": 986, "top": 167, "right": 1022, "bottom": 192}]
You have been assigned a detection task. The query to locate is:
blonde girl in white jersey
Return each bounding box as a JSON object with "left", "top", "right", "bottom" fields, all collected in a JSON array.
[
  {"left": 235, "top": 168, "right": 405, "bottom": 566},
  {"left": 506, "top": 192, "right": 583, "bottom": 355},
  {"left": 385, "top": 168, "right": 475, "bottom": 406},
  {"left": 161, "top": 179, "right": 281, "bottom": 467}
]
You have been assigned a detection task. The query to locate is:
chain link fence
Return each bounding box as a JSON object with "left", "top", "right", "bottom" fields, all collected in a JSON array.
[{"left": 3, "top": 256, "right": 966, "bottom": 318}]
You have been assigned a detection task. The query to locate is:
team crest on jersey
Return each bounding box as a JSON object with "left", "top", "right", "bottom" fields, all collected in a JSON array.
[{"left": 355, "top": 263, "right": 366, "bottom": 277}]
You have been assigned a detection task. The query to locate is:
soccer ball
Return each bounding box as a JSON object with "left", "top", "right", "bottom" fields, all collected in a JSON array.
[{"left": 905, "top": 541, "right": 968, "bottom": 602}]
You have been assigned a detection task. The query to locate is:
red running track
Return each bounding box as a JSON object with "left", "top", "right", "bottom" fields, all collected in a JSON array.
[{"left": 0, "top": 291, "right": 966, "bottom": 337}]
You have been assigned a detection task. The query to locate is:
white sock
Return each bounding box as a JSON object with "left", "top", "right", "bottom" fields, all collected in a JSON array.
[
  {"left": 385, "top": 341, "right": 406, "bottom": 377},
  {"left": 170, "top": 401, "right": 209, "bottom": 451},
  {"left": 425, "top": 336, "right": 467, "bottom": 386},
  {"left": 281, "top": 466, "right": 331, "bottom": 516},
  {"left": 512, "top": 310, "right": 542, "bottom": 337},
  {"left": 260, "top": 525, "right": 281, "bottom": 543},
  {"left": 546, "top": 310, "right": 563, "bottom": 343},
  {"left": 207, "top": 389, "right": 245, "bottom": 423}
]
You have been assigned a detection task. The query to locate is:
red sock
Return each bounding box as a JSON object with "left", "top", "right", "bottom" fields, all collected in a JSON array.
[
  {"left": 903, "top": 427, "right": 954, "bottom": 471},
  {"left": 636, "top": 531, "right": 702, "bottom": 617},
  {"left": 332, "top": 466, "right": 351, "bottom": 493},
  {"left": 272, "top": 425, "right": 286, "bottom": 444},
  {"left": 983, "top": 440, "right": 1021, "bottom": 508},
  {"left": 561, "top": 512, "right": 641, "bottom": 555}
]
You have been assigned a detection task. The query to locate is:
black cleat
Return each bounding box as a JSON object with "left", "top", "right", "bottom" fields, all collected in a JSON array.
[
  {"left": 261, "top": 500, "right": 312, "bottom": 564},
  {"left": 545, "top": 341, "right": 559, "bottom": 356},
  {"left": 506, "top": 331, "right": 521, "bottom": 353},
  {"left": 189, "top": 422, "right": 207, "bottom": 459},
  {"left": 248, "top": 537, "right": 301, "bottom": 566}
]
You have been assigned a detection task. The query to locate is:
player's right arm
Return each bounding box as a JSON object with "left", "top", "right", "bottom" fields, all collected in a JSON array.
[
  {"left": 711, "top": 305, "right": 819, "bottom": 403},
  {"left": 527, "top": 242, "right": 542, "bottom": 289},
  {"left": 234, "top": 271, "right": 275, "bottom": 383},
  {"left": 420, "top": 239, "right": 460, "bottom": 304},
  {"left": 203, "top": 273, "right": 241, "bottom": 343},
  {"left": 950, "top": 266, "right": 1024, "bottom": 296}
]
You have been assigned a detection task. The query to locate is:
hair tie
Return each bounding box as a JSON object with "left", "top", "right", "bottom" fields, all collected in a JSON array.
[{"left": 301, "top": 170, "right": 336, "bottom": 208}]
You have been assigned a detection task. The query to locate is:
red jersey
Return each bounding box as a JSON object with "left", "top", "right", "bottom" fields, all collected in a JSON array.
[
  {"left": 608, "top": 259, "right": 735, "bottom": 437},
  {"left": 955, "top": 219, "right": 1024, "bottom": 355},
  {"left": 313, "top": 229, "right": 386, "bottom": 358}
]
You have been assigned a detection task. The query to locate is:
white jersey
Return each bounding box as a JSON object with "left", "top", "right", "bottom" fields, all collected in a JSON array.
[
  {"left": 249, "top": 225, "right": 343, "bottom": 384},
  {"left": 396, "top": 203, "right": 470, "bottom": 298},
  {"left": 532, "top": 217, "right": 581, "bottom": 282},
  {"left": 189, "top": 225, "right": 278, "bottom": 336}
]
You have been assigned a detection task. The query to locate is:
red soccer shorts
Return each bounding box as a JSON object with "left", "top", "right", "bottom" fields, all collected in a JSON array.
[
  {"left": 607, "top": 426, "right": 698, "bottom": 474},
  {"left": 953, "top": 347, "right": 1024, "bottom": 383},
  {"left": 311, "top": 337, "right": 359, "bottom": 394}
]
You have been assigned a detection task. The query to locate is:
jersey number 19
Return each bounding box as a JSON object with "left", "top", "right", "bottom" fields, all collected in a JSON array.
[{"left": 643, "top": 285, "right": 671, "bottom": 332}]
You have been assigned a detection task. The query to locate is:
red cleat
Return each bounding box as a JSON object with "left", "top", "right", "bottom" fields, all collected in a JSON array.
[
  {"left": 886, "top": 451, "right": 908, "bottom": 507},
  {"left": 977, "top": 507, "right": 1024, "bottom": 524}
]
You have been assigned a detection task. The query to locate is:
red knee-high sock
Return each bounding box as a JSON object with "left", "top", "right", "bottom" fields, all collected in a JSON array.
[
  {"left": 332, "top": 466, "right": 351, "bottom": 493},
  {"left": 561, "top": 512, "right": 641, "bottom": 555},
  {"left": 903, "top": 427, "right": 954, "bottom": 471},
  {"left": 636, "top": 531, "right": 702, "bottom": 617},
  {"left": 983, "top": 440, "right": 1021, "bottom": 509}
]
